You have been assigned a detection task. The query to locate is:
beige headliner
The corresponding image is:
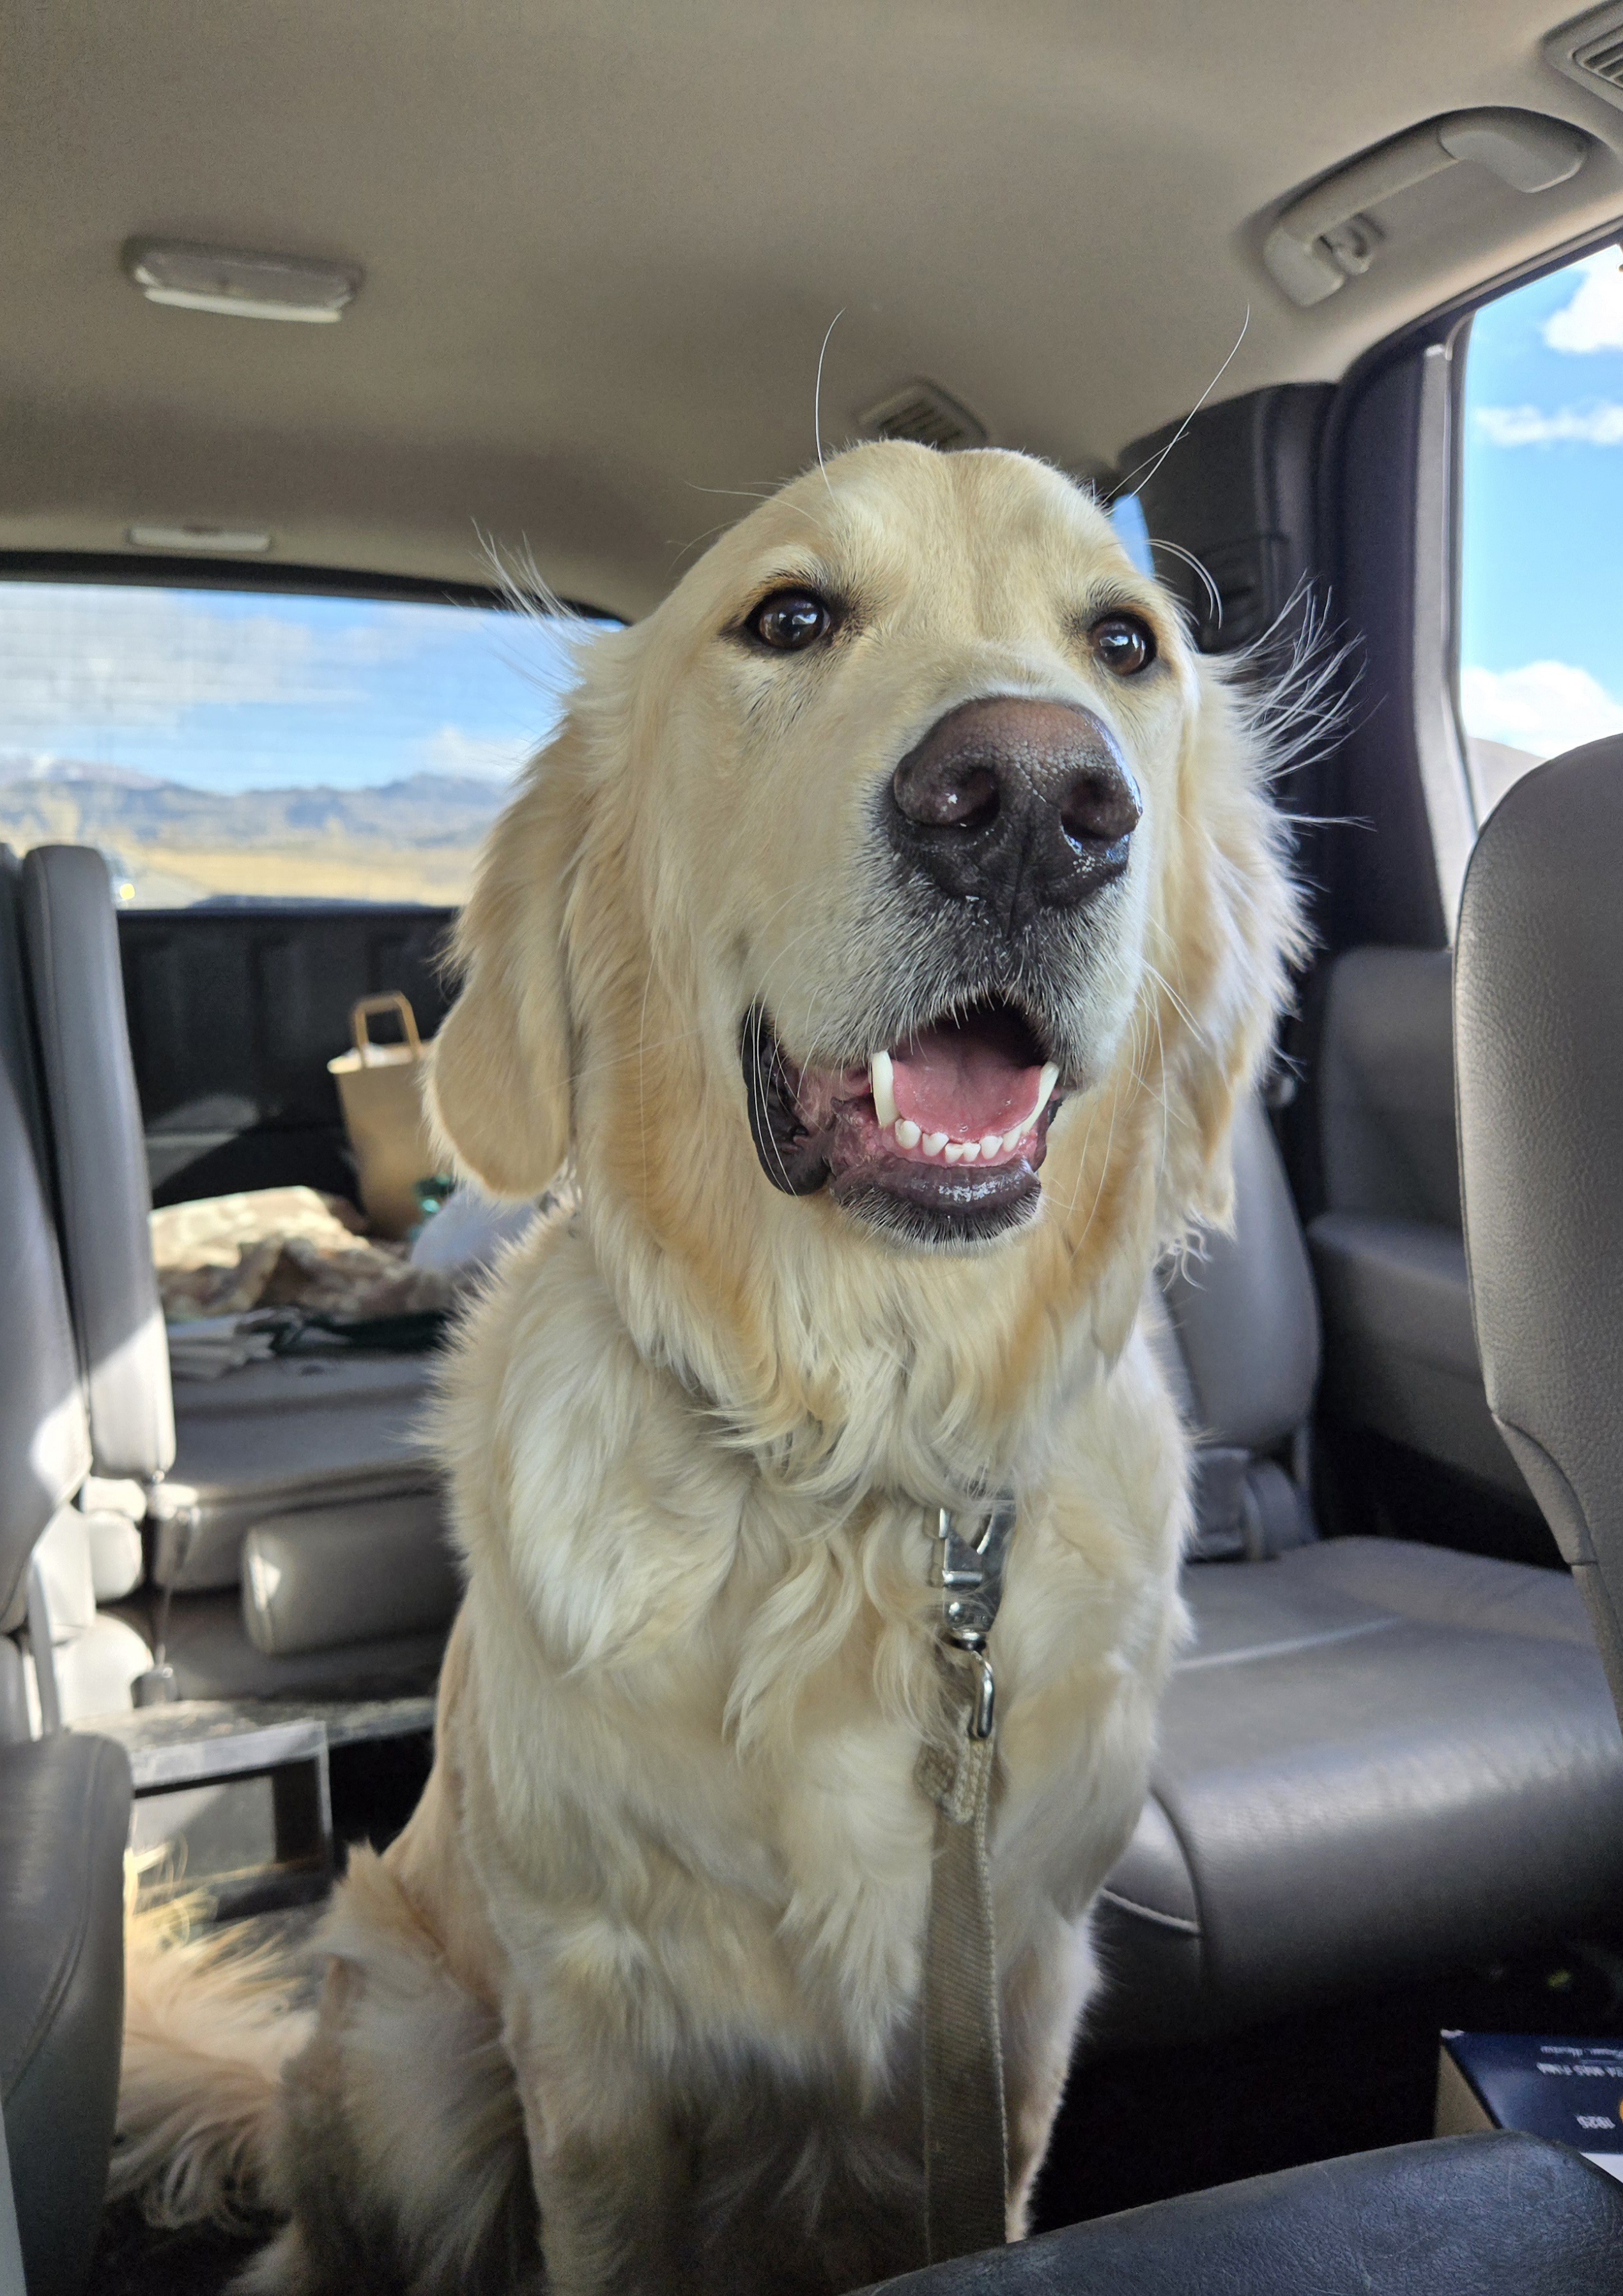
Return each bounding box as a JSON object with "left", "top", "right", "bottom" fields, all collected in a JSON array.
[{"left": 4, "top": 2, "right": 1622, "bottom": 617}]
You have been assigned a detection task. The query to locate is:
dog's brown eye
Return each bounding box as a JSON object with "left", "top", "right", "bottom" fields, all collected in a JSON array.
[
  {"left": 749, "top": 589, "right": 833, "bottom": 651},
  {"left": 1090, "top": 613, "right": 1157, "bottom": 677}
]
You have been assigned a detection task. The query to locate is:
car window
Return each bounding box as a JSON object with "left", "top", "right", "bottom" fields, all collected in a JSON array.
[
  {"left": 0, "top": 579, "right": 600, "bottom": 907},
  {"left": 1459, "top": 244, "right": 1623, "bottom": 820}
]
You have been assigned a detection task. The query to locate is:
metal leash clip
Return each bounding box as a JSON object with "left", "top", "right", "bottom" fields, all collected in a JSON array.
[{"left": 931, "top": 1496, "right": 1017, "bottom": 1740}]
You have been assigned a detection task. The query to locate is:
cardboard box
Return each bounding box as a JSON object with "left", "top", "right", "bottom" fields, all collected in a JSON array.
[{"left": 1437, "top": 2032, "right": 1623, "bottom": 2183}]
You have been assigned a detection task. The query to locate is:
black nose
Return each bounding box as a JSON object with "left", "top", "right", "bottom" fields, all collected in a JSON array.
[{"left": 886, "top": 696, "right": 1141, "bottom": 931}]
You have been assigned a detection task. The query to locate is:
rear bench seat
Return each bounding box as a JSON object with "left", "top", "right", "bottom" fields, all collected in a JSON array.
[
  {"left": 1093, "top": 1096, "right": 1623, "bottom": 2047},
  {"left": 8, "top": 844, "right": 459, "bottom": 1703}
]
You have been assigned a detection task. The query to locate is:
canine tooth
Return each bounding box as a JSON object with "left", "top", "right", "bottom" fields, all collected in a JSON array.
[
  {"left": 960, "top": 1141, "right": 980, "bottom": 1161},
  {"left": 1035, "top": 1062, "right": 1060, "bottom": 1115},
  {"left": 870, "top": 1050, "right": 898, "bottom": 1130},
  {"left": 894, "top": 1118, "right": 921, "bottom": 1149},
  {"left": 922, "top": 1132, "right": 948, "bottom": 1157},
  {"left": 943, "top": 1141, "right": 965, "bottom": 1163},
  {"left": 979, "top": 1134, "right": 1003, "bottom": 1159}
]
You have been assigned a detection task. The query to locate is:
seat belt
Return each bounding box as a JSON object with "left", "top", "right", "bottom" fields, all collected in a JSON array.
[{"left": 916, "top": 1497, "right": 1015, "bottom": 2265}]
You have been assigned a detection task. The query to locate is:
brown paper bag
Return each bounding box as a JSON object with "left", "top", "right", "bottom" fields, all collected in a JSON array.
[{"left": 327, "top": 993, "right": 440, "bottom": 1238}]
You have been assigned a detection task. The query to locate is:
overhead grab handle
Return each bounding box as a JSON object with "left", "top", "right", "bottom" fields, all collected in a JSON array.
[{"left": 1264, "top": 109, "right": 1590, "bottom": 307}]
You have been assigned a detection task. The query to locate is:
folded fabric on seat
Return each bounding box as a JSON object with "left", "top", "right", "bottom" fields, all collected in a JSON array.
[{"left": 153, "top": 1184, "right": 466, "bottom": 1324}]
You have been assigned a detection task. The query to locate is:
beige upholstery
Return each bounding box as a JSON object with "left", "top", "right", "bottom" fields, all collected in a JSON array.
[
  {"left": 157, "top": 1351, "right": 438, "bottom": 1589},
  {"left": 242, "top": 1491, "right": 459, "bottom": 1656},
  {"left": 9, "top": 8, "right": 1623, "bottom": 616}
]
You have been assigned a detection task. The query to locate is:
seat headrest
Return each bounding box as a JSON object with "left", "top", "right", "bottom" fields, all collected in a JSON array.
[
  {"left": 1158, "top": 1092, "right": 1321, "bottom": 1455},
  {"left": 20, "top": 846, "right": 174, "bottom": 1483}
]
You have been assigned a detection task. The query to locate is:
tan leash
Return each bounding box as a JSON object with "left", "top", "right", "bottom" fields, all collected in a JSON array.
[{"left": 916, "top": 1496, "right": 1016, "bottom": 2265}]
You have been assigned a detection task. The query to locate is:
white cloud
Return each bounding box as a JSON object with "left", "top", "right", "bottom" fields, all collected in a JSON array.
[
  {"left": 1544, "top": 249, "right": 1623, "bottom": 354},
  {"left": 1460, "top": 661, "right": 1623, "bottom": 762},
  {"left": 1475, "top": 401, "right": 1623, "bottom": 445},
  {"left": 0, "top": 586, "right": 400, "bottom": 744},
  {"left": 417, "top": 723, "right": 537, "bottom": 782}
]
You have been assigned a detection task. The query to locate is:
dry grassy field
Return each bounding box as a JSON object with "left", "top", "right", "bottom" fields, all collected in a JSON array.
[
  {"left": 117, "top": 841, "right": 479, "bottom": 905},
  {"left": 0, "top": 767, "right": 500, "bottom": 908}
]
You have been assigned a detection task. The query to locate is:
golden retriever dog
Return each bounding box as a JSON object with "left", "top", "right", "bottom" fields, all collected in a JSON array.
[{"left": 113, "top": 440, "right": 1302, "bottom": 2294}]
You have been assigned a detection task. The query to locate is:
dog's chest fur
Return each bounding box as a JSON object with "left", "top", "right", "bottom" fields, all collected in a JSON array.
[{"left": 434, "top": 1221, "right": 1189, "bottom": 2111}]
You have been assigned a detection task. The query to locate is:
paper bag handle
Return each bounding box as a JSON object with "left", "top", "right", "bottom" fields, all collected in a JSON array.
[{"left": 351, "top": 992, "right": 422, "bottom": 1057}]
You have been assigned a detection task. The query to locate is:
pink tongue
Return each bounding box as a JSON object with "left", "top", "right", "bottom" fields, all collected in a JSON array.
[{"left": 891, "top": 1024, "right": 1041, "bottom": 1139}]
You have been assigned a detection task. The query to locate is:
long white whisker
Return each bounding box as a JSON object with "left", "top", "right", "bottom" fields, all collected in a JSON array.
[
  {"left": 1149, "top": 536, "right": 1222, "bottom": 629},
  {"left": 1142, "top": 955, "right": 1199, "bottom": 1037},
  {"left": 1108, "top": 306, "right": 1250, "bottom": 506},
  {"left": 814, "top": 310, "right": 846, "bottom": 497}
]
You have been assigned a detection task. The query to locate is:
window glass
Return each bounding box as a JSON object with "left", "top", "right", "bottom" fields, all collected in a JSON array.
[
  {"left": 0, "top": 581, "right": 599, "bottom": 906},
  {"left": 1109, "top": 492, "right": 1155, "bottom": 576},
  {"left": 1459, "top": 245, "right": 1623, "bottom": 817}
]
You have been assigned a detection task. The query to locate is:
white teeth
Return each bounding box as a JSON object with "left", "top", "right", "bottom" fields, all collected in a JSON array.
[
  {"left": 1035, "top": 1062, "right": 1060, "bottom": 1117},
  {"left": 979, "top": 1134, "right": 1003, "bottom": 1159},
  {"left": 1000, "top": 1126, "right": 1025, "bottom": 1156},
  {"left": 894, "top": 1118, "right": 921, "bottom": 1149},
  {"left": 870, "top": 1050, "right": 897, "bottom": 1130},
  {"left": 960, "top": 1140, "right": 980, "bottom": 1161},
  {"left": 922, "top": 1132, "right": 948, "bottom": 1158},
  {"left": 943, "top": 1141, "right": 965, "bottom": 1163}
]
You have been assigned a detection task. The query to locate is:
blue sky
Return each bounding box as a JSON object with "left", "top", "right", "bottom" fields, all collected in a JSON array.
[
  {"left": 0, "top": 581, "right": 591, "bottom": 794},
  {"left": 1461, "top": 245, "right": 1623, "bottom": 761}
]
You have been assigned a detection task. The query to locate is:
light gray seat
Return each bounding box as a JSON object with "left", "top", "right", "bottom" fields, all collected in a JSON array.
[
  {"left": 1092, "top": 1094, "right": 1623, "bottom": 2048},
  {"left": 15, "top": 843, "right": 458, "bottom": 1694},
  {"left": 1456, "top": 734, "right": 1623, "bottom": 1719},
  {"left": 0, "top": 851, "right": 150, "bottom": 1723},
  {"left": 0, "top": 855, "right": 132, "bottom": 2296}
]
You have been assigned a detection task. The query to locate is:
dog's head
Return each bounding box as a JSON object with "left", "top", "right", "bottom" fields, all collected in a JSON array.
[{"left": 432, "top": 444, "right": 1302, "bottom": 1463}]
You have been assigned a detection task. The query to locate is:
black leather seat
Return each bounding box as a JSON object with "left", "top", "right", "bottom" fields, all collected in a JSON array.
[
  {"left": 866, "top": 2131, "right": 1623, "bottom": 2293},
  {"left": 1095, "top": 1095, "right": 1623, "bottom": 2045}
]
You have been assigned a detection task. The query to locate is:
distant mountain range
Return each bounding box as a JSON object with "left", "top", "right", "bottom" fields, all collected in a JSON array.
[{"left": 0, "top": 755, "right": 509, "bottom": 853}]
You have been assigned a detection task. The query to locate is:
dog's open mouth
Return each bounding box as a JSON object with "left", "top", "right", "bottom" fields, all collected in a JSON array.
[{"left": 742, "top": 995, "right": 1062, "bottom": 1245}]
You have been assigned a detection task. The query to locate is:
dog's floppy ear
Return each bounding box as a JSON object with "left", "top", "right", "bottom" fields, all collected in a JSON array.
[{"left": 427, "top": 722, "right": 587, "bottom": 1198}]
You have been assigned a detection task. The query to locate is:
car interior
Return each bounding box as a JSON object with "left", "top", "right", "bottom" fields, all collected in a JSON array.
[{"left": 6, "top": 4, "right": 1623, "bottom": 2292}]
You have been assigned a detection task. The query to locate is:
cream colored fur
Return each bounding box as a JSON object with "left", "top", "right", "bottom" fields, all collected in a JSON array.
[{"left": 113, "top": 443, "right": 1302, "bottom": 2295}]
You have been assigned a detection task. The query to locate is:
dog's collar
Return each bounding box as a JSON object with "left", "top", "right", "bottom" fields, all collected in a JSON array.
[{"left": 928, "top": 1495, "right": 1016, "bottom": 1739}]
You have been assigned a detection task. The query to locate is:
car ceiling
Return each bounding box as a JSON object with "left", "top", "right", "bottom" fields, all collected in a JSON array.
[{"left": 4, "top": 1, "right": 1623, "bottom": 618}]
